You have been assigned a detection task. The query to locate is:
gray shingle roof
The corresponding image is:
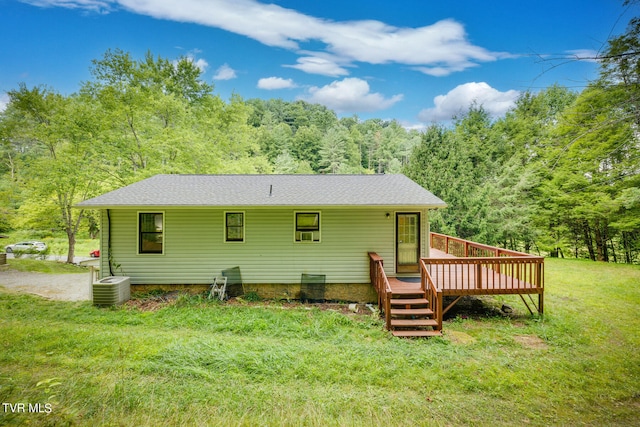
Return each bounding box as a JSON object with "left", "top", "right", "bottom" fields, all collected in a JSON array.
[{"left": 76, "top": 174, "right": 447, "bottom": 208}]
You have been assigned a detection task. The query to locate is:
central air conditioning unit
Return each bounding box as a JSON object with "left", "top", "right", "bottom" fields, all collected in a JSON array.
[{"left": 92, "top": 276, "right": 131, "bottom": 306}]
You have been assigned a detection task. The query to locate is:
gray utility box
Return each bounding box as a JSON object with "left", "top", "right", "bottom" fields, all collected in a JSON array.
[{"left": 92, "top": 276, "right": 131, "bottom": 306}]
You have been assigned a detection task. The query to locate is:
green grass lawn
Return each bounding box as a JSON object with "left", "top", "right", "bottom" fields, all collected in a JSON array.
[
  {"left": 0, "top": 258, "right": 638, "bottom": 426},
  {"left": 3, "top": 258, "right": 89, "bottom": 274}
]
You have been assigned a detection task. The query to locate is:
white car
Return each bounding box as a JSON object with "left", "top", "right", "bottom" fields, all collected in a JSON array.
[{"left": 4, "top": 241, "right": 48, "bottom": 253}]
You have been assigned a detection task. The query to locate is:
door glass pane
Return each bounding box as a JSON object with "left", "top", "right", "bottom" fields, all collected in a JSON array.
[{"left": 398, "top": 214, "right": 419, "bottom": 266}]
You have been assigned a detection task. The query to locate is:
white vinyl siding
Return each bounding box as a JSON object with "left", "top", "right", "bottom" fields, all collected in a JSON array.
[{"left": 100, "top": 207, "right": 428, "bottom": 285}]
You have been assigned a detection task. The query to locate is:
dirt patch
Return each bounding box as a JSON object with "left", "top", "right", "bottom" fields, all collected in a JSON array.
[
  {"left": 446, "top": 330, "right": 476, "bottom": 345},
  {"left": 123, "top": 291, "right": 379, "bottom": 318},
  {"left": 513, "top": 334, "right": 548, "bottom": 350},
  {"left": 123, "top": 291, "right": 183, "bottom": 311},
  {"left": 442, "top": 295, "right": 507, "bottom": 319}
]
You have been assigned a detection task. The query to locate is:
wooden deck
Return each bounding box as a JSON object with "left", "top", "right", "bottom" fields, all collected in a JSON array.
[{"left": 370, "top": 233, "right": 545, "bottom": 337}]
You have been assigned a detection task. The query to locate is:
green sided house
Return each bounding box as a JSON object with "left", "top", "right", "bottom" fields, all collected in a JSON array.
[{"left": 77, "top": 174, "right": 446, "bottom": 302}]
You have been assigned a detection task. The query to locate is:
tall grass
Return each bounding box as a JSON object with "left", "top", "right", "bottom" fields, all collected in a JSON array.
[{"left": 0, "top": 258, "right": 639, "bottom": 426}]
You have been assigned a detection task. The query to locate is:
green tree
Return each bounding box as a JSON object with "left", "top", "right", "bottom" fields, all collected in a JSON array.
[
  {"left": 6, "top": 87, "right": 104, "bottom": 262},
  {"left": 291, "top": 125, "right": 322, "bottom": 172},
  {"left": 84, "top": 49, "right": 267, "bottom": 179},
  {"left": 405, "top": 125, "right": 481, "bottom": 238},
  {"left": 539, "top": 84, "right": 637, "bottom": 261},
  {"left": 319, "top": 125, "right": 349, "bottom": 174},
  {"left": 487, "top": 86, "right": 577, "bottom": 252},
  {"left": 319, "top": 125, "right": 362, "bottom": 173}
]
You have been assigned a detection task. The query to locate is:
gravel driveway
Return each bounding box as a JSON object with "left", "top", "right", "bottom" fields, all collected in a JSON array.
[{"left": 0, "top": 270, "right": 91, "bottom": 301}]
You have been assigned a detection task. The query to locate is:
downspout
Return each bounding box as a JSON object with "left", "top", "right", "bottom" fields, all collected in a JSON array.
[{"left": 107, "top": 209, "right": 114, "bottom": 276}]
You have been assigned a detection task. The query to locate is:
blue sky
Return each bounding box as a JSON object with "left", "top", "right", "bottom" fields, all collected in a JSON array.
[{"left": 1, "top": 0, "right": 636, "bottom": 126}]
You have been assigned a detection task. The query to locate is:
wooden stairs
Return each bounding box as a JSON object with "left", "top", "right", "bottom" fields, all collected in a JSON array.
[{"left": 388, "top": 287, "right": 442, "bottom": 338}]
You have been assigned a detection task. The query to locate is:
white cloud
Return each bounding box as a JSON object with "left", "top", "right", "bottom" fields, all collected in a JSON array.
[
  {"left": 175, "top": 53, "right": 208, "bottom": 72},
  {"left": 304, "top": 77, "right": 403, "bottom": 113},
  {"left": 212, "top": 63, "right": 237, "bottom": 80},
  {"left": 21, "top": 0, "right": 112, "bottom": 13},
  {"left": 188, "top": 56, "right": 209, "bottom": 73},
  {"left": 257, "top": 77, "right": 297, "bottom": 90},
  {"left": 0, "top": 93, "right": 9, "bottom": 112},
  {"left": 418, "top": 82, "right": 519, "bottom": 122},
  {"left": 284, "top": 56, "right": 349, "bottom": 77},
  {"left": 29, "top": 0, "right": 504, "bottom": 76}
]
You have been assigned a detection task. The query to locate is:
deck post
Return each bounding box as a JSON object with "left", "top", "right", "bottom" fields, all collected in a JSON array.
[
  {"left": 385, "top": 292, "right": 392, "bottom": 331},
  {"left": 476, "top": 263, "right": 482, "bottom": 289},
  {"left": 436, "top": 292, "right": 443, "bottom": 331}
]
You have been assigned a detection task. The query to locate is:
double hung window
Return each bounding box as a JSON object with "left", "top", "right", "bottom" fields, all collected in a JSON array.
[
  {"left": 139, "top": 212, "right": 164, "bottom": 254},
  {"left": 225, "top": 212, "right": 245, "bottom": 242}
]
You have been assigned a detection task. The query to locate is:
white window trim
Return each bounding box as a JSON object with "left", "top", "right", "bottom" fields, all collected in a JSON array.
[
  {"left": 294, "top": 211, "right": 321, "bottom": 243},
  {"left": 137, "top": 211, "right": 165, "bottom": 255},
  {"left": 224, "top": 211, "right": 245, "bottom": 243}
]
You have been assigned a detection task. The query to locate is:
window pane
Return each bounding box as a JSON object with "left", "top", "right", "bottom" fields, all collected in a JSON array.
[
  {"left": 296, "top": 213, "right": 319, "bottom": 231},
  {"left": 140, "top": 213, "right": 163, "bottom": 232},
  {"left": 140, "top": 233, "right": 163, "bottom": 253},
  {"left": 227, "top": 227, "right": 243, "bottom": 241},
  {"left": 227, "top": 213, "right": 243, "bottom": 227}
]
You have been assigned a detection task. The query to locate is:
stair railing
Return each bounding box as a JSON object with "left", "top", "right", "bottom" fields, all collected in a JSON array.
[
  {"left": 369, "top": 252, "right": 393, "bottom": 331},
  {"left": 420, "top": 259, "right": 443, "bottom": 332}
]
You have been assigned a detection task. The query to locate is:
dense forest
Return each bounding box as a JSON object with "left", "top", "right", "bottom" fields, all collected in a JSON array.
[{"left": 1, "top": 12, "right": 638, "bottom": 264}]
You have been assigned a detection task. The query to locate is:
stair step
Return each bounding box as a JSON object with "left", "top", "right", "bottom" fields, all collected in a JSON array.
[
  {"left": 390, "top": 298, "right": 429, "bottom": 306},
  {"left": 392, "top": 288, "right": 425, "bottom": 295},
  {"left": 390, "top": 308, "right": 434, "bottom": 316},
  {"left": 391, "top": 318, "right": 438, "bottom": 327},
  {"left": 393, "top": 330, "right": 443, "bottom": 338}
]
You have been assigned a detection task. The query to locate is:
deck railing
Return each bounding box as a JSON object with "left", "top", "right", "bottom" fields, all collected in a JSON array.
[
  {"left": 430, "top": 232, "right": 531, "bottom": 258},
  {"left": 427, "top": 232, "right": 544, "bottom": 314},
  {"left": 423, "top": 257, "right": 544, "bottom": 292},
  {"left": 369, "top": 252, "right": 393, "bottom": 330}
]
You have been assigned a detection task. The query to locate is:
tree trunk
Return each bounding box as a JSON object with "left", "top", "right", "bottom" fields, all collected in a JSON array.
[
  {"left": 609, "top": 238, "right": 617, "bottom": 263},
  {"left": 583, "top": 221, "right": 596, "bottom": 261},
  {"left": 66, "top": 228, "right": 76, "bottom": 264},
  {"left": 594, "top": 221, "right": 608, "bottom": 262},
  {"left": 622, "top": 231, "right": 632, "bottom": 264}
]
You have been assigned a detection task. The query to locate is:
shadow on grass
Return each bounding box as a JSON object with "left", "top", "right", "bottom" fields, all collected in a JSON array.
[{"left": 442, "top": 295, "right": 526, "bottom": 320}]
